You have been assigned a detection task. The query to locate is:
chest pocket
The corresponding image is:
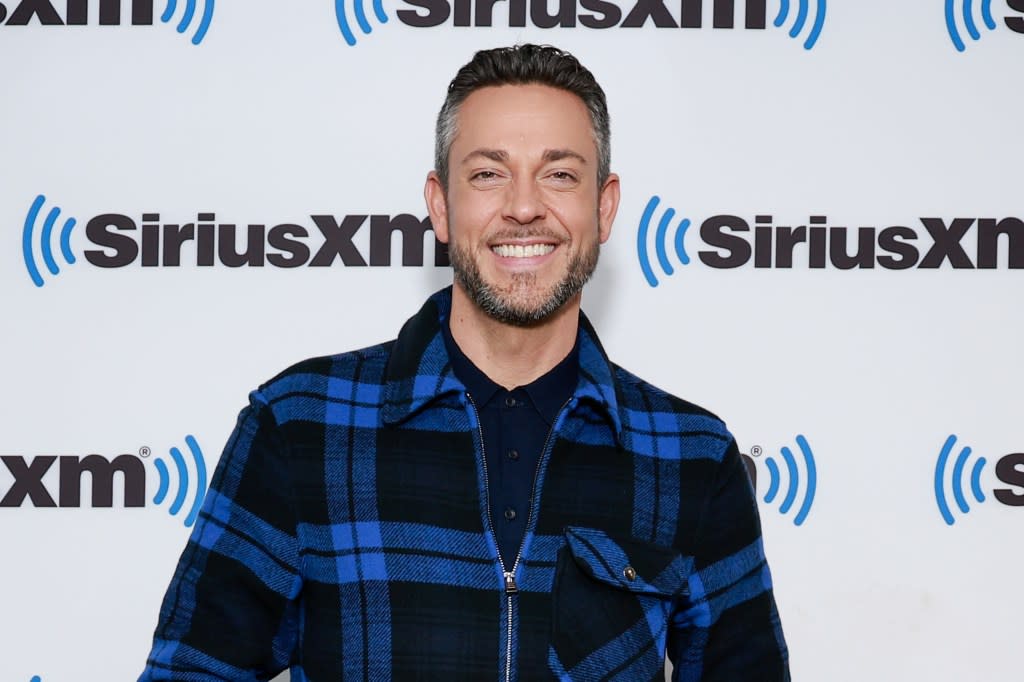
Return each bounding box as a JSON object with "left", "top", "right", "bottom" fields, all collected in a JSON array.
[{"left": 548, "top": 526, "right": 692, "bottom": 682}]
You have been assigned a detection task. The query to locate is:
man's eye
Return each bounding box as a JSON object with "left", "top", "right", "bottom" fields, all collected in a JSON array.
[
  {"left": 472, "top": 171, "right": 498, "bottom": 181},
  {"left": 549, "top": 171, "right": 578, "bottom": 182}
]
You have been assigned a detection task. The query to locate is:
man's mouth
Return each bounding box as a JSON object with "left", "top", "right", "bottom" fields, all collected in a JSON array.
[{"left": 491, "top": 243, "right": 556, "bottom": 258}]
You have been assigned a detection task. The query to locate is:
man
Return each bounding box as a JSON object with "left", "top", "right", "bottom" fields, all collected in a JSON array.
[{"left": 141, "top": 44, "right": 789, "bottom": 681}]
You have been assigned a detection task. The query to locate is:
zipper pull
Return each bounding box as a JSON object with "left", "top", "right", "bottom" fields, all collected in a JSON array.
[{"left": 504, "top": 571, "right": 519, "bottom": 595}]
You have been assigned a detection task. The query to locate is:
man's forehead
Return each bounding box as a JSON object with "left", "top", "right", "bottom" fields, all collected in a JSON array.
[{"left": 452, "top": 84, "right": 596, "bottom": 159}]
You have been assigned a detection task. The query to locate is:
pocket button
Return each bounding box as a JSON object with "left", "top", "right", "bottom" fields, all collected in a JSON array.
[{"left": 623, "top": 565, "right": 637, "bottom": 582}]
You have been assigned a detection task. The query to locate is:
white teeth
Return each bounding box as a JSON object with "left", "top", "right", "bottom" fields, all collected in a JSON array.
[{"left": 493, "top": 244, "right": 555, "bottom": 258}]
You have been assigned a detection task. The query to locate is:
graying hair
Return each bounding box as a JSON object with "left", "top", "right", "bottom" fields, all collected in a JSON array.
[{"left": 434, "top": 44, "right": 611, "bottom": 189}]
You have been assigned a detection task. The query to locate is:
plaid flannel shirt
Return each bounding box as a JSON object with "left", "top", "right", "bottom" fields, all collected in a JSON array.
[{"left": 141, "top": 287, "right": 789, "bottom": 681}]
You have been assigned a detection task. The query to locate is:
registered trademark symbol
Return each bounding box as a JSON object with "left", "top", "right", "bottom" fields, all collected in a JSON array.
[
  {"left": 139, "top": 446, "right": 151, "bottom": 458},
  {"left": 751, "top": 445, "right": 763, "bottom": 457}
]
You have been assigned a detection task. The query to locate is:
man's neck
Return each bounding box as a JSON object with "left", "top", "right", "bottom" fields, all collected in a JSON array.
[{"left": 448, "top": 285, "right": 580, "bottom": 390}]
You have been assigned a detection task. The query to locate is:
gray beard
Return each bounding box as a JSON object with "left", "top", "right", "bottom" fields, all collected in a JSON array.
[{"left": 449, "top": 240, "right": 599, "bottom": 327}]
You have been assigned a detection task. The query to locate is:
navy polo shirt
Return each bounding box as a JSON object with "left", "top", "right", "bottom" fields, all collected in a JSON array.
[{"left": 442, "top": 320, "right": 578, "bottom": 566}]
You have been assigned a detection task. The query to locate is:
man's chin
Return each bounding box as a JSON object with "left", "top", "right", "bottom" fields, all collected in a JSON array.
[
  {"left": 458, "top": 282, "right": 569, "bottom": 328},
  {"left": 450, "top": 244, "right": 595, "bottom": 327}
]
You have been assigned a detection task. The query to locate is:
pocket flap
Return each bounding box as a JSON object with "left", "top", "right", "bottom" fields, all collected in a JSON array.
[{"left": 563, "top": 526, "right": 691, "bottom": 598}]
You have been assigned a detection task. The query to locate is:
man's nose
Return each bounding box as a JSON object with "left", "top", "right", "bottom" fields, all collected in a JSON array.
[{"left": 502, "top": 179, "right": 547, "bottom": 225}]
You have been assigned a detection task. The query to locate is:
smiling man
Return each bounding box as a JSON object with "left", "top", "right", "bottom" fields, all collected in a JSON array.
[{"left": 141, "top": 45, "right": 789, "bottom": 681}]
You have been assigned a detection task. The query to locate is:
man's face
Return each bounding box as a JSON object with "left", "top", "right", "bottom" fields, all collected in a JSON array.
[{"left": 427, "top": 83, "right": 619, "bottom": 326}]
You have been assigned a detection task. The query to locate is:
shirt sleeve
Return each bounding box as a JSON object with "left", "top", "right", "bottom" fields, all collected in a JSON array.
[
  {"left": 139, "top": 391, "right": 303, "bottom": 680},
  {"left": 667, "top": 438, "right": 790, "bottom": 681}
]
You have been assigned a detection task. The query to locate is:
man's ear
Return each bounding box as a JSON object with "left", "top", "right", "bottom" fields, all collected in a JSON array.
[
  {"left": 425, "top": 171, "right": 450, "bottom": 244},
  {"left": 598, "top": 172, "right": 620, "bottom": 244}
]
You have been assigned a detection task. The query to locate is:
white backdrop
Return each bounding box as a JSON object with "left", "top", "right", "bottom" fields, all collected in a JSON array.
[{"left": 2, "top": 1, "right": 1021, "bottom": 680}]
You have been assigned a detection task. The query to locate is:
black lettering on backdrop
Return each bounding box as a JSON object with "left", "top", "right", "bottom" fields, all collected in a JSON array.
[
  {"left": 310, "top": 214, "right": 368, "bottom": 266},
  {"left": 58, "top": 454, "right": 145, "bottom": 507},
  {"left": 84, "top": 214, "right": 138, "bottom": 267},
  {"left": 474, "top": 0, "right": 510, "bottom": 26},
  {"left": 622, "top": 0, "right": 676, "bottom": 28},
  {"left": 1007, "top": 0, "right": 1024, "bottom": 33},
  {"left": 994, "top": 453, "right": 1024, "bottom": 506},
  {"left": 266, "top": 223, "right": 309, "bottom": 266},
  {"left": 976, "top": 217, "right": 1024, "bottom": 268},
  {"left": 877, "top": 226, "right": 919, "bottom": 269},
  {"left": 6, "top": 0, "right": 63, "bottom": 25},
  {"left": 531, "top": 0, "right": 575, "bottom": 28},
  {"left": 218, "top": 225, "right": 266, "bottom": 267},
  {"left": 713, "top": 0, "right": 733, "bottom": 28},
  {"left": 919, "top": 218, "right": 975, "bottom": 268},
  {"left": 829, "top": 227, "right": 876, "bottom": 269},
  {"left": 162, "top": 223, "right": 195, "bottom": 266},
  {"left": 369, "top": 214, "right": 434, "bottom": 266},
  {"left": 395, "top": 0, "right": 449, "bottom": 26},
  {"left": 773, "top": 226, "right": 806, "bottom": 268},
  {"left": 699, "top": 215, "right": 750, "bottom": 268},
  {"left": 267, "top": 224, "right": 310, "bottom": 267},
  {"left": 0, "top": 456, "right": 57, "bottom": 507},
  {"left": 579, "top": 0, "right": 620, "bottom": 28}
]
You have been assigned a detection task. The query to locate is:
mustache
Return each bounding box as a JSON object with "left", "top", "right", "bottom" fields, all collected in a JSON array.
[{"left": 485, "top": 226, "right": 567, "bottom": 243}]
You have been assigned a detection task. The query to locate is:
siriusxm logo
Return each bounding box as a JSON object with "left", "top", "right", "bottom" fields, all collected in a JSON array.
[
  {"left": 20, "top": 194, "right": 449, "bottom": 287},
  {"left": 637, "top": 195, "right": 690, "bottom": 287},
  {"left": 340, "top": 0, "right": 826, "bottom": 49},
  {"left": 741, "top": 435, "right": 817, "bottom": 526},
  {"left": 933, "top": 434, "right": 1023, "bottom": 525},
  {"left": 0, "top": 0, "right": 215, "bottom": 45},
  {"left": 0, "top": 435, "right": 208, "bottom": 527},
  {"left": 636, "top": 196, "right": 1024, "bottom": 286},
  {"left": 151, "top": 435, "right": 207, "bottom": 527},
  {"left": 336, "top": 0, "right": 388, "bottom": 45},
  {"left": 22, "top": 195, "right": 76, "bottom": 288},
  {"left": 944, "top": 0, "right": 1024, "bottom": 52}
]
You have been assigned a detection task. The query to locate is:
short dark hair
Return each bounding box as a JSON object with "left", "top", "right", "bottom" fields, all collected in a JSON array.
[{"left": 434, "top": 44, "right": 611, "bottom": 189}]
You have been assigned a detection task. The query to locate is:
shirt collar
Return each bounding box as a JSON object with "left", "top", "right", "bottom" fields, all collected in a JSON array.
[
  {"left": 440, "top": 316, "right": 578, "bottom": 426},
  {"left": 382, "top": 287, "right": 623, "bottom": 443}
]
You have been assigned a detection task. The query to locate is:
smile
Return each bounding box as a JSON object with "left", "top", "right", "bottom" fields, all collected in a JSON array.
[{"left": 491, "top": 244, "right": 556, "bottom": 258}]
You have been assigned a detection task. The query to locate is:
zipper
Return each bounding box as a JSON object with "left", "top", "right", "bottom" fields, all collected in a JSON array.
[{"left": 466, "top": 393, "right": 572, "bottom": 682}]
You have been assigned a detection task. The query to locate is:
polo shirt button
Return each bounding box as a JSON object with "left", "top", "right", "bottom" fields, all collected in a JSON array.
[
  {"left": 507, "top": 449, "right": 519, "bottom": 461},
  {"left": 623, "top": 566, "right": 637, "bottom": 581},
  {"left": 505, "top": 396, "right": 517, "bottom": 408},
  {"left": 504, "top": 507, "right": 517, "bottom": 521}
]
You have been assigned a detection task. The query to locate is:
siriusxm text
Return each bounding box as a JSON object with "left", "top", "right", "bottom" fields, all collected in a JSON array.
[
  {"left": 1, "top": 454, "right": 144, "bottom": 507},
  {"left": 394, "top": 0, "right": 1024, "bottom": 31},
  {"left": 699, "top": 216, "right": 1024, "bottom": 269},
  {"left": 0, "top": 0, "right": 156, "bottom": 24},
  {"left": 84, "top": 213, "right": 449, "bottom": 268},
  {"left": 397, "top": 0, "right": 769, "bottom": 28}
]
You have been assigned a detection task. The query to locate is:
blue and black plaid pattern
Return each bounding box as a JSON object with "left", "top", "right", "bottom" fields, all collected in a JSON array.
[{"left": 140, "top": 287, "right": 789, "bottom": 681}]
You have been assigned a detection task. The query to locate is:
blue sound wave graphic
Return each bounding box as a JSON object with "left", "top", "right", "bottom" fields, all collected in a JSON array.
[
  {"left": 934, "top": 434, "right": 987, "bottom": 525},
  {"left": 774, "top": 0, "right": 827, "bottom": 50},
  {"left": 153, "top": 435, "right": 208, "bottom": 527},
  {"left": 945, "top": 0, "right": 997, "bottom": 51},
  {"left": 763, "top": 435, "right": 816, "bottom": 526},
  {"left": 23, "top": 194, "right": 77, "bottom": 288},
  {"left": 161, "top": 0, "right": 215, "bottom": 45},
  {"left": 636, "top": 195, "right": 691, "bottom": 288},
  {"left": 336, "top": 0, "right": 389, "bottom": 46}
]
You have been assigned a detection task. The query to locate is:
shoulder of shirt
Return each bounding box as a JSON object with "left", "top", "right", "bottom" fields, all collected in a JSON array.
[
  {"left": 248, "top": 339, "right": 397, "bottom": 412},
  {"left": 608, "top": 361, "right": 733, "bottom": 442}
]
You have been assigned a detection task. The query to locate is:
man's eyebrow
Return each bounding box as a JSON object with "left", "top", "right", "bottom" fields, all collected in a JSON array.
[
  {"left": 542, "top": 149, "right": 587, "bottom": 165},
  {"left": 461, "top": 148, "right": 510, "bottom": 164},
  {"left": 460, "top": 148, "right": 588, "bottom": 165}
]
